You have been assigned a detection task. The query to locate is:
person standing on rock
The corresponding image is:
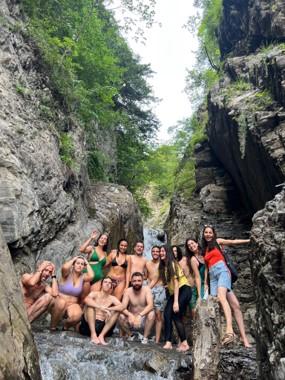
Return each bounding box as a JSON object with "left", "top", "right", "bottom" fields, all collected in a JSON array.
[
  {"left": 105, "top": 239, "right": 131, "bottom": 300},
  {"left": 21, "top": 260, "right": 58, "bottom": 323},
  {"left": 78, "top": 276, "right": 124, "bottom": 344},
  {"left": 159, "top": 246, "right": 192, "bottom": 352},
  {"left": 146, "top": 245, "right": 166, "bottom": 343},
  {"left": 119, "top": 272, "right": 155, "bottom": 344},
  {"left": 79, "top": 230, "right": 109, "bottom": 300},
  {"left": 184, "top": 238, "right": 207, "bottom": 311},
  {"left": 50, "top": 255, "right": 94, "bottom": 331},
  {"left": 172, "top": 245, "right": 195, "bottom": 289},
  {"left": 201, "top": 225, "right": 251, "bottom": 347},
  {"left": 130, "top": 241, "right": 147, "bottom": 283}
]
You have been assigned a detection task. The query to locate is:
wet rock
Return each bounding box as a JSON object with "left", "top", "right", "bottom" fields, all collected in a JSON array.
[
  {"left": 0, "top": 227, "right": 41, "bottom": 380},
  {"left": 34, "top": 331, "right": 192, "bottom": 380}
]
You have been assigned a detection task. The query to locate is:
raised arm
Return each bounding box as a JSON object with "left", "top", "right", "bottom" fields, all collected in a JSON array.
[
  {"left": 61, "top": 257, "right": 76, "bottom": 278},
  {"left": 217, "top": 238, "right": 250, "bottom": 246},
  {"left": 79, "top": 230, "right": 98, "bottom": 255},
  {"left": 46, "top": 265, "right": 58, "bottom": 297},
  {"left": 104, "top": 250, "right": 116, "bottom": 268},
  {"left": 83, "top": 260, "right": 95, "bottom": 282},
  {"left": 22, "top": 261, "right": 53, "bottom": 287}
]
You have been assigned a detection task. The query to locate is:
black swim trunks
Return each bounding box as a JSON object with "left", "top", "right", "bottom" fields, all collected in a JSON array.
[{"left": 79, "top": 315, "right": 106, "bottom": 337}]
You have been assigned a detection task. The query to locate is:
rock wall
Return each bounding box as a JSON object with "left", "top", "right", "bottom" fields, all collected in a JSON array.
[
  {"left": 0, "top": 0, "right": 143, "bottom": 277},
  {"left": 251, "top": 189, "right": 285, "bottom": 380},
  {"left": 0, "top": 227, "right": 41, "bottom": 380},
  {"left": 219, "top": 0, "right": 285, "bottom": 57}
]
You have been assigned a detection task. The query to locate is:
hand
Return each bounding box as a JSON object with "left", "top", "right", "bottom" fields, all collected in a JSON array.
[
  {"left": 173, "top": 302, "right": 179, "bottom": 313},
  {"left": 128, "top": 314, "right": 135, "bottom": 326},
  {"left": 90, "top": 230, "right": 98, "bottom": 240},
  {"left": 133, "top": 315, "right": 141, "bottom": 328},
  {"left": 104, "top": 308, "right": 112, "bottom": 320},
  {"left": 38, "top": 261, "right": 54, "bottom": 273}
]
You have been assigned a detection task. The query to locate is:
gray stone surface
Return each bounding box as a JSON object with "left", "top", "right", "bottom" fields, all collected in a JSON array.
[
  {"left": 0, "top": 227, "right": 41, "bottom": 380},
  {"left": 251, "top": 189, "right": 285, "bottom": 380}
]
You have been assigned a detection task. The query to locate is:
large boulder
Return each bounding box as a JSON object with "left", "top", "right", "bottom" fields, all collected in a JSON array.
[
  {"left": 0, "top": 227, "right": 41, "bottom": 379},
  {"left": 251, "top": 189, "right": 285, "bottom": 380}
]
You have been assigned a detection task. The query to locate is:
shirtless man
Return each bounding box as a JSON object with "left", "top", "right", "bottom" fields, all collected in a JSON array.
[
  {"left": 78, "top": 277, "right": 124, "bottom": 345},
  {"left": 146, "top": 246, "right": 166, "bottom": 343},
  {"left": 119, "top": 272, "right": 155, "bottom": 344},
  {"left": 130, "top": 241, "right": 147, "bottom": 280},
  {"left": 21, "top": 260, "right": 58, "bottom": 323}
]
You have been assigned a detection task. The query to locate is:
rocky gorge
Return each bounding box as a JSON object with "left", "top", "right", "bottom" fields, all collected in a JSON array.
[
  {"left": 166, "top": 0, "right": 285, "bottom": 379},
  {"left": 0, "top": 0, "right": 285, "bottom": 380}
]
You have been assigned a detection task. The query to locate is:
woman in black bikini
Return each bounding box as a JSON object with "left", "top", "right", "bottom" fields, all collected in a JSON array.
[{"left": 105, "top": 239, "right": 131, "bottom": 301}]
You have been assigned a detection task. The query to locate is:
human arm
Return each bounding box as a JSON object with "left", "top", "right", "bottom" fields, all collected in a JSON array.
[
  {"left": 125, "top": 256, "right": 131, "bottom": 290},
  {"left": 83, "top": 260, "right": 95, "bottom": 282},
  {"left": 104, "top": 250, "right": 116, "bottom": 268},
  {"left": 173, "top": 278, "right": 179, "bottom": 313},
  {"left": 45, "top": 266, "right": 58, "bottom": 297},
  {"left": 138, "top": 287, "right": 154, "bottom": 317},
  {"left": 79, "top": 230, "right": 98, "bottom": 255},
  {"left": 179, "top": 257, "right": 194, "bottom": 287},
  {"left": 21, "top": 261, "right": 54, "bottom": 287},
  {"left": 190, "top": 257, "right": 202, "bottom": 299},
  {"left": 107, "top": 296, "right": 125, "bottom": 312},
  {"left": 217, "top": 238, "right": 250, "bottom": 246},
  {"left": 61, "top": 257, "right": 76, "bottom": 278}
]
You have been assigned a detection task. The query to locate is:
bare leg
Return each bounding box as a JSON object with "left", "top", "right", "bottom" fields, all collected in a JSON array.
[
  {"left": 98, "top": 312, "right": 119, "bottom": 345},
  {"left": 144, "top": 310, "right": 155, "bottom": 339},
  {"left": 155, "top": 310, "right": 162, "bottom": 343},
  {"left": 227, "top": 291, "right": 251, "bottom": 348},
  {"left": 118, "top": 314, "right": 132, "bottom": 336},
  {"left": 27, "top": 293, "right": 53, "bottom": 323},
  {"left": 49, "top": 297, "right": 66, "bottom": 330},
  {"left": 85, "top": 307, "right": 100, "bottom": 344},
  {"left": 218, "top": 287, "right": 234, "bottom": 345},
  {"left": 64, "top": 304, "right": 83, "bottom": 330},
  {"left": 113, "top": 281, "right": 126, "bottom": 301}
]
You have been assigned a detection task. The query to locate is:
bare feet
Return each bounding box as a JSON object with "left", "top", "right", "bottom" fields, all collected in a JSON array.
[
  {"left": 163, "top": 341, "right": 173, "bottom": 350},
  {"left": 177, "top": 342, "right": 190, "bottom": 352},
  {"left": 98, "top": 335, "right": 108, "bottom": 345},
  {"left": 90, "top": 334, "right": 100, "bottom": 344},
  {"left": 241, "top": 338, "right": 252, "bottom": 348}
]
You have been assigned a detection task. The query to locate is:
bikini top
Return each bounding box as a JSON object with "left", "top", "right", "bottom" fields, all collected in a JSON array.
[
  {"left": 58, "top": 274, "right": 84, "bottom": 297},
  {"left": 111, "top": 255, "right": 128, "bottom": 269}
]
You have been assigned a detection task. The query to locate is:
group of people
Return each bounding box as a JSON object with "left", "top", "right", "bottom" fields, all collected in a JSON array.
[{"left": 21, "top": 225, "right": 251, "bottom": 351}]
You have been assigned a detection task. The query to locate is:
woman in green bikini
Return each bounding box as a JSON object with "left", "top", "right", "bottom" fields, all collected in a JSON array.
[{"left": 80, "top": 230, "right": 109, "bottom": 296}]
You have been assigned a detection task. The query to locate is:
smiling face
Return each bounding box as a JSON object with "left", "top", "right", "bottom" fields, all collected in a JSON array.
[
  {"left": 119, "top": 240, "right": 128, "bottom": 253},
  {"left": 98, "top": 234, "right": 108, "bottom": 247},
  {"left": 203, "top": 227, "right": 215, "bottom": 243},
  {"left": 159, "top": 247, "right": 166, "bottom": 260},
  {"left": 186, "top": 239, "right": 198, "bottom": 254},
  {"left": 151, "top": 247, "right": 160, "bottom": 260},
  {"left": 134, "top": 242, "right": 144, "bottom": 256}
]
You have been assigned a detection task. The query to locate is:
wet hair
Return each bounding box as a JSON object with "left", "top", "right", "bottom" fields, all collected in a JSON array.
[
  {"left": 201, "top": 225, "right": 221, "bottom": 255},
  {"left": 94, "top": 233, "right": 109, "bottom": 252},
  {"left": 131, "top": 272, "right": 144, "bottom": 279},
  {"left": 171, "top": 245, "right": 183, "bottom": 261},
  {"left": 117, "top": 239, "right": 128, "bottom": 255},
  {"left": 158, "top": 245, "right": 178, "bottom": 286}
]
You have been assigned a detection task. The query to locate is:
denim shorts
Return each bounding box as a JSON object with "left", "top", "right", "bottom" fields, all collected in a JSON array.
[{"left": 209, "top": 261, "right": 231, "bottom": 296}]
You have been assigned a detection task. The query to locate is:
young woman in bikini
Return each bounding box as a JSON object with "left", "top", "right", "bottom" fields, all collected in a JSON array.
[
  {"left": 105, "top": 239, "right": 131, "bottom": 301},
  {"left": 201, "top": 225, "right": 251, "bottom": 347},
  {"left": 50, "top": 256, "right": 94, "bottom": 330},
  {"left": 80, "top": 230, "right": 109, "bottom": 301}
]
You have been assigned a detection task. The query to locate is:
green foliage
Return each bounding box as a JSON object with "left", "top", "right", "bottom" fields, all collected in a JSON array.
[
  {"left": 59, "top": 132, "right": 75, "bottom": 168},
  {"left": 22, "top": 0, "right": 158, "bottom": 202}
]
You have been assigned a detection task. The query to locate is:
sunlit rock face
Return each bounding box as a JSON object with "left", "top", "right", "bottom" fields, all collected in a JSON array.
[
  {"left": 251, "top": 190, "right": 285, "bottom": 380},
  {"left": 0, "top": 227, "right": 41, "bottom": 380},
  {"left": 219, "top": 0, "right": 285, "bottom": 57}
]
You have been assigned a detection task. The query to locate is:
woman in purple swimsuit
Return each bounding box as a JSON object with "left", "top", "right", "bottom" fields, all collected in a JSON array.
[{"left": 50, "top": 256, "right": 94, "bottom": 330}]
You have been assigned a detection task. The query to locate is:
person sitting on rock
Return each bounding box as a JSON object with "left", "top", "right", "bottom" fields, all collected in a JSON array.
[
  {"left": 21, "top": 260, "right": 58, "bottom": 324},
  {"left": 105, "top": 239, "right": 131, "bottom": 300},
  {"left": 78, "top": 276, "right": 124, "bottom": 344},
  {"left": 201, "top": 224, "right": 251, "bottom": 347},
  {"left": 119, "top": 272, "right": 155, "bottom": 344},
  {"left": 130, "top": 241, "right": 147, "bottom": 283},
  {"left": 146, "top": 246, "right": 166, "bottom": 343},
  {"left": 49, "top": 255, "right": 94, "bottom": 331}
]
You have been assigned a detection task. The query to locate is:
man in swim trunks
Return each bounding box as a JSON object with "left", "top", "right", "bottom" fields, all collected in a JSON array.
[
  {"left": 119, "top": 272, "right": 155, "bottom": 344},
  {"left": 146, "top": 246, "right": 166, "bottom": 343},
  {"left": 78, "top": 276, "right": 124, "bottom": 344},
  {"left": 130, "top": 241, "right": 147, "bottom": 283},
  {"left": 21, "top": 260, "right": 58, "bottom": 323}
]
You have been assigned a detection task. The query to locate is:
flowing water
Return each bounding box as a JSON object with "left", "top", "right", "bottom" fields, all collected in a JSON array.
[{"left": 143, "top": 227, "right": 166, "bottom": 259}]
